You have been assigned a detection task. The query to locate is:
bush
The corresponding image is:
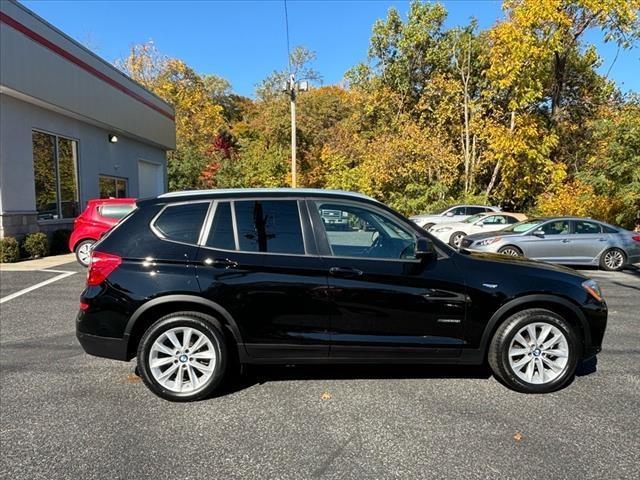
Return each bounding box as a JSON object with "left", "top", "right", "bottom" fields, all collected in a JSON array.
[
  {"left": 50, "top": 229, "right": 72, "bottom": 254},
  {"left": 0, "top": 237, "right": 20, "bottom": 263},
  {"left": 22, "top": 232, "right": 49, "bottom": 258}
]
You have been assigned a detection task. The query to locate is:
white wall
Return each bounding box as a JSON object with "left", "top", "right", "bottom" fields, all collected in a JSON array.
[
  {"left": 0, "top": 0, "right": 175, "bottom": 150},
  {"left": 0, "top": 94, "right": 167, "bottom": 213}
]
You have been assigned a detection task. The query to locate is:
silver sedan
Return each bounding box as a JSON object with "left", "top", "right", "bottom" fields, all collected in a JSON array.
[{"left": 460, "top": 217, "right": 640, "bottom": 271}]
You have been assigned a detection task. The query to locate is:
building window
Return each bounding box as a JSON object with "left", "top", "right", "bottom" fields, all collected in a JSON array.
[
  {"left": 32, "top": 131, "right": 79, "bottom": 220},
  {"left": 99, "top": 175, "right": 128, "bottom": 198}
]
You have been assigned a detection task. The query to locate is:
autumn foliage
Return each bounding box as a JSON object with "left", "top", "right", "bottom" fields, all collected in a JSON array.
[{"left": 116, "top": 1, "right": 640, "bottom": 230}]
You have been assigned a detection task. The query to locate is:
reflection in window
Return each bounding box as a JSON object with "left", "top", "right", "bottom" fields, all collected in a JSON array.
[
  {"left": 235, "top": 200, "right": 304, "bottom": 254},
  {"left": 32, "top": 131, "right": 79, "bottom": 220},
  {"left": 99, "top": 176, "right": 128, "bottom": 199},
  {"left": 206, "top": 202, "right": 235, "bottom": 250}
]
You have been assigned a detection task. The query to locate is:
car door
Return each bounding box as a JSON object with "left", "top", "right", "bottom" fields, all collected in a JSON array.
[
  {"left": 569, "top": 220, "right": 609, "bottom": 263},
  {"left": 308, "top": 199, "right": 466, "bottom": 360},
  {"left": 196, "top": 198, "right": 331, "bottom": 359},
  {"left": 518, "top": 219, "right": 573, "bottom": 262}
]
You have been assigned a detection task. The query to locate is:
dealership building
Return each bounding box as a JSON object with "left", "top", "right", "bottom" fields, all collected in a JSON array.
[{"left": 0, "top": 0, "right": 175, "bottom": 238}]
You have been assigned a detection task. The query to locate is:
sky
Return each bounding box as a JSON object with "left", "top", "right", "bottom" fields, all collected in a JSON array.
[{"left": 21, "top": 0, "right": 640, "bottom": 97}]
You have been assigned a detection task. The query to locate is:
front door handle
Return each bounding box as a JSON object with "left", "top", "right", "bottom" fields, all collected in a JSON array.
[
  {"left": 203, "top": 258, "right": 238, "bottom": 268},
  {"left": 561, "top": 239, "right": 571, "bottom": 243},
  {"left": 329, "top": 267, "right": 363, "bottom": 277}
]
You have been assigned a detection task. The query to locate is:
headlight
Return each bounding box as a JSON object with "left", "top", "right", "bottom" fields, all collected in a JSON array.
[
  {"left": 475, "top": 236, "right": 501, "bottom": 247},
  {"left": 434, "top": 227, "right": 452, "bottom": 232},
  {"left": 582, "top": 279, "right": 604, "bottom": 302}
]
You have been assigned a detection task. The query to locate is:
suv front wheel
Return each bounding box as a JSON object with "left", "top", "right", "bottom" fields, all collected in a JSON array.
[
  {"left": 137, "top": 312, "right": 227, "bottom": 402},
  {"left": 488, "top": 309, "right": 580, "bottom": 393}
]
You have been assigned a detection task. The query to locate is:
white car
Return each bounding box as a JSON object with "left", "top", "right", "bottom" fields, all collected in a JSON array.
[
  {"left": 409, "top": 205, "right": 501, "bottom": 229},
  {"left": 428, "top": 212, "right": 527, "bottom": 248}
]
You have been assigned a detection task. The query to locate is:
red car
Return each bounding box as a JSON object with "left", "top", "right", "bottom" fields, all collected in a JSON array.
[{"left": 69, "top": 198, "right": 136, "bottom": 266}]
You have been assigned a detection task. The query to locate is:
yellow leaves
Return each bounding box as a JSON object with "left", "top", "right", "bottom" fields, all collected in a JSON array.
[{"left": 535, "top": 179, "right": 617, "bottom": 220}]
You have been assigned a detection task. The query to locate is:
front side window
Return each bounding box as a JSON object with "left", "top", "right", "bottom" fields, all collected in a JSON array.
[
  {"left": 234, "top": 200, "right": 304, "bottom": 254},
  {"left": 32, "top": 131, "right": 79, "bottom": 220},
  {"left": 483, "top": 215, "right": 507, "bottom": 225},
  {"left": 153, "top": 202, "right": 209, "bottom": 244},
  {"left": 504, "top": 219, "right": 544, "bottom": 233},
  {"left": 540, "top": 220, "right": 570, "bottom": 236},
  {"left": 99, "top": 176, "right": 128, "bottom": 198},
  {"left": 450, "top": 206, "right": 467, "bottom": 216},
  {"left": 314, "top": 202, "right": 415, "bottom": 260}
]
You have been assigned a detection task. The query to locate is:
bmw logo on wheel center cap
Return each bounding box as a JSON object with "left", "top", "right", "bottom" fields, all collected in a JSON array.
[{"left": 179, "top": 354, "right": 188, "bottom": 363}]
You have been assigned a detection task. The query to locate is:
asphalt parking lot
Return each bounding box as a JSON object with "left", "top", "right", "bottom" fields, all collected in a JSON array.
[{"left": 1, "top": 261, "right": 639, "bottom": 479}]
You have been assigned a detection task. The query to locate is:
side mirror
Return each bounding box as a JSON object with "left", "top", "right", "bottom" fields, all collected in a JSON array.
[
  {"left": 532, "top": 229, "right": 545, "bottom": 237},
  {"left": 415, "top": 237, "right": 436, "bottom": 260},
  {"left": 445, "top": 212, "right": 454, "bottom": 217}
]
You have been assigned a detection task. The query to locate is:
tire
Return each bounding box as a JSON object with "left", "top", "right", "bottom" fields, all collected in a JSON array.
[
  {"left": 137, "top": 312, "right": 227, "bottom": 402},
  {"left": 498, "top": 245, "right": 522, "bottom": 257},
  {"left": 75, "top": 239, "right": 95, "bottom": 267},
  {"left": 449, "top": 231, "right": 466, "bottom": 248},
  {"left": 488, "top": 308, "right": 580, "bottom": 393},
  {"left": 599, "top": 248, "right": 626, "bottom": 271}
]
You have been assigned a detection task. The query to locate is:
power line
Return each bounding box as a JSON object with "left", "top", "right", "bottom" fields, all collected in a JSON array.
[{"left": 283, "top": 0, "right": 291, "bottom": 72}]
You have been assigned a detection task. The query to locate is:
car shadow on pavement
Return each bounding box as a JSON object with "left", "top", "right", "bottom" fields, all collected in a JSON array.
[
  {"left": 216, "top": 363, "right": 493, "bottom": 396},
  {"left": 213, "top": 358, "right": 599, "bottom": 397}
]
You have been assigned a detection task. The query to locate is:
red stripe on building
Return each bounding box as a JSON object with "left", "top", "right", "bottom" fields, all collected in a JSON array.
[{"left": 0, "top": 11, "right": 175, "bottom": 121}]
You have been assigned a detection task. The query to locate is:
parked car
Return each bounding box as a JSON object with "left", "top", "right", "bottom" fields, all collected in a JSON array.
[
  {"left": 77, "top": 189, "right": 607, "bottom": 401},
  {"left": 68, "top": 198, "right": 136, "bottom": 266},
  {"left": 410, "top": 205, "right": 501, "bottom": 229},
  {"left": 461, "top": 217, "right": 640, "bottom": 271},
  {"left": 429, "top": 212, "right": 527, "bottom": 248}
]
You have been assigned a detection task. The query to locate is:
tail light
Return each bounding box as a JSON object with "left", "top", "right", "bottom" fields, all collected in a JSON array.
[
  {"left": 632, "top": 235, "right": 640, "bottom": 242},
  {"left": 87, "top": 251, "right": 121, "bottom": 286}
]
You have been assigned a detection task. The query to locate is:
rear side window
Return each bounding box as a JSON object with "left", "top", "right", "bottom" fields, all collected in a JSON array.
[
  {"left": 206, "top": 202, "right": 235, "bottom": 250},
  {"left": 467, "top": 207, "right": 487, "bottom": 215},
  {"left": 234, "top": 200, "right": 304, "bottom": 254},
  {"left": 153, "top": 202, "right": 209, "bottom": 244},
  {"left": 99, "top": 204, "right": 135, "bottom": 219},
  {"left": 574, "top": 220, "right": 602, "bottom": 234}
]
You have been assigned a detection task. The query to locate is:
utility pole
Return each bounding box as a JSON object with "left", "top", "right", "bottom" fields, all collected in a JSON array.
[
  {"left": 283, "top": 74, "right": 308, "bottom": 188},
  {"left": 289, "top": 74, "right": 297, "bottom": 188}
]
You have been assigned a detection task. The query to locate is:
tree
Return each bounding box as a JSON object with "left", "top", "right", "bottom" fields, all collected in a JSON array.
[{"left": 256, "top": 46, "right": 322, "bottom": 100}]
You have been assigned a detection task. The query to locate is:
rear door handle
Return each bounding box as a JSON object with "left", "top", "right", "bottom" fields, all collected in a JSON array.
[
  {"left": 329, "top": 267, "right": 363, "bottom": 277},
  {"left": 561, "top": 239, "right": 571, "bottom": 243},
  {"left": 204, "top": 258, "right": 238, "bottom": 268}
]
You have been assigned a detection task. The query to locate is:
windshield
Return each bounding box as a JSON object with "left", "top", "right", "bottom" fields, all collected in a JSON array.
[
  {"left": 463, "top": 214, "right": 484, "bottom": 224},
  {"left": 502, "top": 219, "right": 544, "bottom": 233}
]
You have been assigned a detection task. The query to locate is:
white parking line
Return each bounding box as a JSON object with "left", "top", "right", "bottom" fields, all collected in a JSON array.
[{"left": 0, "top": 270, "right": 76, "bottom": 304}]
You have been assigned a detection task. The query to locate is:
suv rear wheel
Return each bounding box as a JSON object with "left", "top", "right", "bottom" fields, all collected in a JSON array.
[
  {"left": 488, "top": 309, "right": 579, "bottom": 393},
  {"left": 137, "top": 312, "right": 227, "bottom": 402}
]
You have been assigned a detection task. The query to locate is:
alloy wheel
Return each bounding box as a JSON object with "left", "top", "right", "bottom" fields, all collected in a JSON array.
[
  {"left": 604, "top": 249, "right": 624, "bottom": 270},
  {"left": 148, "top": 326, "right": 216, "bottom": 394},
  {"left": 451, "top": 233, "right": 465, "bottom": 248},
  {"left": 77, "top": 242, "right": 93, "bottom": 266},
  {"left": 507, "top": 322, "right": 569, "bottom": 385},
  {"left": 500, "top": 247, "right": 521, "bottom": 257}
]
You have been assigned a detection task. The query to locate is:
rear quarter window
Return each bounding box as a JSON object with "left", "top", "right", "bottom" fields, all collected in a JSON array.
[
  {"left": 153, "top": 202, "right": 209, "bottom": 244},
  {"left": 99, "top": 204, "right": 135, "bottom": 219}
]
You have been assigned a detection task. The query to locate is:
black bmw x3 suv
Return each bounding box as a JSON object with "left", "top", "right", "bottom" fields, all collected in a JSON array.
[{"left": 77, "top": 189, "right": 607, "bottom": 401}]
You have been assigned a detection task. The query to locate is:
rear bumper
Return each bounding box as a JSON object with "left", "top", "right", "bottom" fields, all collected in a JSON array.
[{"left": 76, "top": 331, "right": 129, "bottom": 361}]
